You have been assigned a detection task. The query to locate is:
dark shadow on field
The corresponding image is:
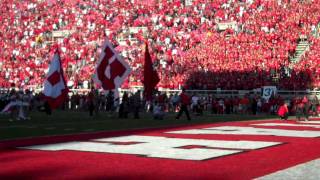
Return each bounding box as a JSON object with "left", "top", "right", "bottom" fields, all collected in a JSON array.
[
  {"left": 0, "top": 168, "right": 66, "bottom": 180},
  {"left": 0, "top": 153, "right": 69, "bottom": 179},
  {"left": 0, "top": 122, "right": 208, "bottom": 149},
  {"left": 0, "top": 114, "right": 276, "bottom": 149},
  {"left": 0, "top": 149, "right": 42, "bottom": 163}
]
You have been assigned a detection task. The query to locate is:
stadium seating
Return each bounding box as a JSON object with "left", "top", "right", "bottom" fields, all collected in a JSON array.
[{"left": 0, "top": 0, "right": 319, "bottom": 90}]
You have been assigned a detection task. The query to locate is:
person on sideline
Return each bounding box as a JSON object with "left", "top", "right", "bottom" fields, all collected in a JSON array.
[
  {"left": 175, "top": 88, "right": 191, "bottom": 121},
  {"left": 153, "top": 101, "right": 164, "bottom": 120},
  {"left": 278, "top": 103, "right": 289, "bottom": 120}
]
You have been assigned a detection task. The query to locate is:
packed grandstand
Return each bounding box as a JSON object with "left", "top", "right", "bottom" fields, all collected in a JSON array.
[{"left": 0, "top": 0, "right": 319, "bottom": 90}]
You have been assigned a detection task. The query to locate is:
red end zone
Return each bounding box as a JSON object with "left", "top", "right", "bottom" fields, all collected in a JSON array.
[{"left": 1, "top": 119, "right": 320, "bottom": 180}]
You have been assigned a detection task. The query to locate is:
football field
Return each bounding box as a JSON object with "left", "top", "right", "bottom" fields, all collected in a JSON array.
[
  {"left": 0, "top": 113, "right": 320, "bottom": 179},
  {"left": 0, "top": 111, "right": 275, "bottom": 141}
]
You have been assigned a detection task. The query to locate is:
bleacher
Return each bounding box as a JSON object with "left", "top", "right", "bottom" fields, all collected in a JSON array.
[{"left": 0, "top": 0, "right": 319, "bottom": 91}]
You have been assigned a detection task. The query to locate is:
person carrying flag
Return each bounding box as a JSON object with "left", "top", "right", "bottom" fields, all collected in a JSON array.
[
  {"left": 93, "top": 36, "right": 131, "bottom": 114},
  {"left": 42, "top": 48, "right": 69, "bottom": 111}
]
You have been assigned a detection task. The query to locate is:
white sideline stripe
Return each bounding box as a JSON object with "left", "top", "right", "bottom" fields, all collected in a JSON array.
[
  {"left": 26, "top": 126, "right": 37, "bottom": 129},
  {"left": 64, "top": 128, "right": 74, "bottom": 131},
  {"left": 44, "top": 127, "right": 56, "bottom": 130},
  {"left": 253, "top": 123, "right": 320, "bottom": 128},
  {"left": 256, "top": 158, "right": 320, "bottom": 180},
  {"left": 300, "top": 121, "right": 320, "bottom": 124}
]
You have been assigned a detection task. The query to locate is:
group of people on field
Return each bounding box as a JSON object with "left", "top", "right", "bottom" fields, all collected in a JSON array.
[
  {"left": 1, "top": 88, "right": 320, "bottom": 122},
  {"left": 277, "top": 95, "right": 319, "bottom": 121}
]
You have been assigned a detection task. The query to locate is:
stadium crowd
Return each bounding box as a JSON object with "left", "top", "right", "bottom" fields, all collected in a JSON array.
[{"left": 0, "top": 0, "right": 320, "bottom": 91}]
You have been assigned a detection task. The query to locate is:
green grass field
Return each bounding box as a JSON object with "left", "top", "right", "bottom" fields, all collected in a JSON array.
[{"left": 0, "top": 110, "right": 277, "bottom": 141}]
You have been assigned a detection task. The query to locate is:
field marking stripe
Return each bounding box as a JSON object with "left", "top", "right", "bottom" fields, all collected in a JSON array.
[
  {"left": 256, "top": 158, "right": 320, "bottom": 180},
  {"left": 44, "top": 127, "right": 56, "bottom": 130},
  {"left": 300, "top": 121, "right": 320, "bottom": 124},
  {"left": 0, "top": 117, "right": 280, "bottom": 129},
  {"left": 0, "top": 118, "right": 305, "bottom": 142},
  {"left": 64, "top": 128, "right": 75, "bottom": 131},
  {"left": 252, "top": 123, "right": 320, "bottom": 128}
]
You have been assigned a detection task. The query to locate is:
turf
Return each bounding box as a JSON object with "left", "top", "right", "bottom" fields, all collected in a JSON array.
[
  {"left": 2, "top": 119, "right": 320, "bottom": 179},
  {"left": 0, "top": 110, "right": 277, "bottom": 141}
]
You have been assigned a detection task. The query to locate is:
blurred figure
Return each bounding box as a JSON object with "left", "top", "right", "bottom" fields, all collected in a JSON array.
[
  {"left": 170, "top": 92, "right": 179, "bottom": 112},
  {"left": 44, "top": 100, "right": 52, "bottom": 115},
  {"left": 131, "top": 90, "right": 141, "bottom": 119},
  {"left": 295, "top": 98, "right": 306, "bottom": 121},
  {"left": 175, "top": 88, "right": 191, "bottom": 121},
  {"left": 153, "top": 101, "right": 164, "bottom": 120},
  {"left": 278, "top": 103, "right": 289, "bottom": 120},
  {"left": 87, "top": 88, "right": 96, "bottom": 116},
  {"left": 302, "top": 96, "right": 310, "bottom": 121},
  {"left": 118, "top": 92, "right": 129, "bottom": 119}
]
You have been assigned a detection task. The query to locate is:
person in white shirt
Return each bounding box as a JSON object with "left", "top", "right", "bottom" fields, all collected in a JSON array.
[{"left": 191, "top": 93, "right": 199, "bottom": 113}]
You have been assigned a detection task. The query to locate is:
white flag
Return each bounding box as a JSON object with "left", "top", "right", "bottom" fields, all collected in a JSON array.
[
  {"left": 94, "top": 38, "right": 131, "bottom": 91},
  {"left": 43, "top": 50, "right": 68, "bottom": 109}
]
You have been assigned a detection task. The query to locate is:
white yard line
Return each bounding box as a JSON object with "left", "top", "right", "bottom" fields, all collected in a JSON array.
[
  {"left": 25, "top": 126, "right": 38, "bottom": 129},
  {"left": 300, "top": 121, "right": 320, "bottom": 124},
  {"left": 252, "top": 123, "right": 320, "bottom": 128},
  {"left": 64, "top": 128, "right": 75, "bottom": 131},
  {"left": 44, "top": 127, "right": 56, "bottom": 130}
]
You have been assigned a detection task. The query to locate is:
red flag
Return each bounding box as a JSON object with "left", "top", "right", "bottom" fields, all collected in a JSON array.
[
  {"left": 94, "top": 38, "right": 131, "bottom": 95},
  {"left": 42, "top": 49, "right": 68, "bottom": 109},
  {"left": 144, "top": 43, "right": 160, "bottom": 101}
]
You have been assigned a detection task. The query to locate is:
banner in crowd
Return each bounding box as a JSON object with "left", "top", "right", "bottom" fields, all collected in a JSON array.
[
  {"left": 43, "top": 49, "right": 69, "bottom": 109},
  {"left": 94, "top": 38, "right": 131, "bottom": 94},
  {"left": 262, "top": 86, "right": 277, "bottom": 101}
]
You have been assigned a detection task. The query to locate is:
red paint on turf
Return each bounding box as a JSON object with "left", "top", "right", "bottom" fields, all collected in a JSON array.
[{"left": 1, "top": 119, "right": 320, "bottom": 179}]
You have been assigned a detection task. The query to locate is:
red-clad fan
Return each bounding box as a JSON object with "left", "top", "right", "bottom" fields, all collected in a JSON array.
[{"left": 278, "top": 103, "right": 289, "bottom": 120}]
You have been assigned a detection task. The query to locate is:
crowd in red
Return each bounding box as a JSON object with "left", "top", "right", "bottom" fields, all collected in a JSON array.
[
  {"left": 282, "top": 37, "right": 320, "bottom": 90},
  {"left": 0, "top": 0, "right": 319, "bottom": 90}
]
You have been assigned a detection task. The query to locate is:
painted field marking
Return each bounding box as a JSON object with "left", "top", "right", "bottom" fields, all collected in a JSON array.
[
  {"left": 26, "top": 126, "right": 38, "bottom": 129},
  {"left": 300, "top": 121, "right": 320, "bottom": 124},
  {"left": 168, "top": 126, "right": 320, "bottom": 138},
  {"left": 44, "top": 127, "right": 56, "bottom": 130},
  {"left": 252, "top": 123, "right": 320, "bottom": 128},
  {"left": 64, "top": 128, "right": 75, "bottom": 131},
  {"left": 83, "top": 129, "right": 95, "bottom": 132},
  {"left": 21, "top": 135, "right": 281, "bottom": 161},
  {"left": 257, "top": 158, "right": 320, "bottom": 180}
]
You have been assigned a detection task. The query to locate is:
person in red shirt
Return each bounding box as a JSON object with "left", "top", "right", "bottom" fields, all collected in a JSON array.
[
  {"left": 175, "top": 88, "right": 191, "bottom": 121},
  {"left": 278, "top": 103, "right": 289, "bottom": 120}
]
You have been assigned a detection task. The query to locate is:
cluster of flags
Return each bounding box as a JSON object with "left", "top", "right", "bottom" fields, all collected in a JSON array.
[{"left": 42, "top": 38, "right": 160, "bottom": 109}]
